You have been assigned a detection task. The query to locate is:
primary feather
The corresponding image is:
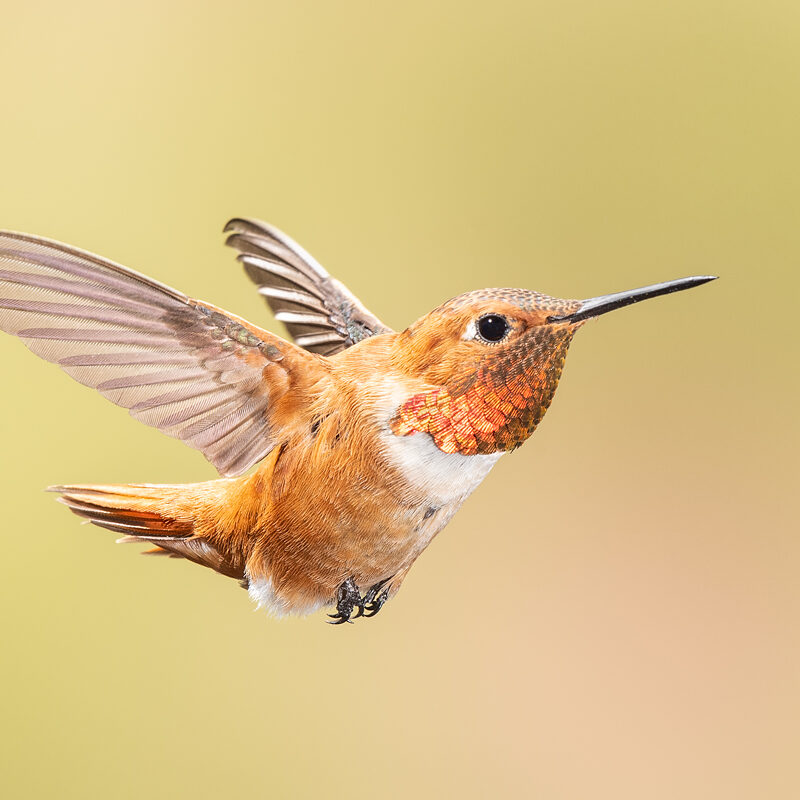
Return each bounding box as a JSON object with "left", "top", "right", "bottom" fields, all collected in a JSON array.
[{"left": 0, "top": 231, "right": 317, "bottom": 476}]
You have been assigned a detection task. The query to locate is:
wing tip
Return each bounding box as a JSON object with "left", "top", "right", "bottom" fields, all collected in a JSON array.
[{"left": 223, "top": 217, "right": 249, "bottom": 233}]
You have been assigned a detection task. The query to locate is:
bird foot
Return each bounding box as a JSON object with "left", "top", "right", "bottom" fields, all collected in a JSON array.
[
  {"left": 360, "top": 578, "right": 390, "bottom": 618},
  {"left": 328, "top": 577, "right": 392, "bottom": 624},
  {"left": 328, "top": 577, "right": 362, "bottom": 624}
]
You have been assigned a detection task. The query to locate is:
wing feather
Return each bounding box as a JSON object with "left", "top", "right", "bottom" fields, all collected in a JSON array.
[
  {"left": 0, "top": 231, "right": 322, "bottom": 476},
  {"left": 224, "top": 218, "right": 392, "bottom": 355}
]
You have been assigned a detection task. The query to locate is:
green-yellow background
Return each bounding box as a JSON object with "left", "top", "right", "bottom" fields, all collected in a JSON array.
[{"left": 0, "top": 1, "right": 797, "bottom": 797}]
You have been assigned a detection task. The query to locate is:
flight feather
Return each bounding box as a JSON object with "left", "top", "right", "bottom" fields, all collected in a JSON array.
[
  {"left": 224, "top": 217, "right": 392, "bottom": 356},
  {"left": 0, "top": 231, "right": 321, "bottom": 476}
]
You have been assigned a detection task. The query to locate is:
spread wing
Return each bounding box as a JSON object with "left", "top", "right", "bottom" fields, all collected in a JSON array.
[
  {"left": 224, "top": 217, "right": 392, "bottom": 356},
  {"left": 0, "top": 231, "right": 323, "bottom": 477}
]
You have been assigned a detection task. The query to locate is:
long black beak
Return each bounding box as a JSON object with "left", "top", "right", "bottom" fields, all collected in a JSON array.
[{"left": 547, "top": 275, "right": 717, "bottom": 324}]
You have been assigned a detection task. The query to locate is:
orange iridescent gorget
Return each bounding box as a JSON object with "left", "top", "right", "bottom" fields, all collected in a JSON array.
[{"left": 391, "top": 325, "right": 576, "bottom": 455}]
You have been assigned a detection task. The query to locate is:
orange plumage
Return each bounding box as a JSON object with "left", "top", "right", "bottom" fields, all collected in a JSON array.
[{"left": 0, "top": 218, "right": 715, "bottom": 621}]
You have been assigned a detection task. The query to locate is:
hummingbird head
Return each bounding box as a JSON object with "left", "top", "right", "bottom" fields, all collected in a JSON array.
[{"left": 390, "top": 276, "right": 716, "bottom": 456}]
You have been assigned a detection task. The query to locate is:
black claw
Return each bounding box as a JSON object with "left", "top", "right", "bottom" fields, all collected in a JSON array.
[
  {"left": 328, "top": 577, "right": 361, "bottom": 625},
  {"left": 366, "top": 578, "right": 390, "bottom": 602},
  {"left": 362, "top": 587, "right": 390, "bottom": 618},
  {"left": 327, "top": 575, "right": 393, "bottom": 624}
]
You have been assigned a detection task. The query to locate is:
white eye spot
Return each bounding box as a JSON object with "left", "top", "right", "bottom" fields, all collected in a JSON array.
[{"left": 462, "top": 320, "right": 478, "bottom": 341}]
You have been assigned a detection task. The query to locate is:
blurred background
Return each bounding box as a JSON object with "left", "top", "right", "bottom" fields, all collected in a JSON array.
[{"left": 0, "top": 1, "right": 798, "bottom": 797}]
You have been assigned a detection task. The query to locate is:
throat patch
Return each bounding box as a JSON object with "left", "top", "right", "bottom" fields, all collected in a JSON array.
[{"left": 390, "top": 328, "right": 573, "bottom": 455}]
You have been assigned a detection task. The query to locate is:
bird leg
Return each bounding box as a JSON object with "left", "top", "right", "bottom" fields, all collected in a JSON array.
[{"left": 328, "top": 577, "right": 363, "bottom": 624}]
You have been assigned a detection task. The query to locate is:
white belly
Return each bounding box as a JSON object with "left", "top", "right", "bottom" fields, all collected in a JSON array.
[{"left": 246, "top": 575, "right": 326, "bottom": 618}]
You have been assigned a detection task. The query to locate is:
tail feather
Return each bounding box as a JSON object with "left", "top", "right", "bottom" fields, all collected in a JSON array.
[
  {"left": 49, "top": 483, "right": 244, "bottom": 580},
  {"left": 54, "top": 494, "right": 187, "bottom": 537}
]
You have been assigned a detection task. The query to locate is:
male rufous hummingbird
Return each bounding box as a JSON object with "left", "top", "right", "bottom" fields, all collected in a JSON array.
[{"left": 0, "top": 219, "right": 715, "bottom": 623}]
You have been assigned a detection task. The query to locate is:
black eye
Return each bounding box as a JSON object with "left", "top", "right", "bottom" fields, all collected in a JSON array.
[{"left": 476, "top": 314, "right": 509, "bottom": 343}]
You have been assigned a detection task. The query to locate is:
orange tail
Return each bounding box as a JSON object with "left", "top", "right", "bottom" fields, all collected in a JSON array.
[{"left": 50, "top": 482, "right": 245, "bottom": 580}]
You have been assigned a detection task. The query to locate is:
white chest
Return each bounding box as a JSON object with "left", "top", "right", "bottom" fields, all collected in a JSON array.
[{"left": 381, "top": 427, "right": 503, "bottom": 506}]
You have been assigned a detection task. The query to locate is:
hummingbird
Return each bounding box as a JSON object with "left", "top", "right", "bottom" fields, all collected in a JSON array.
[{"left": 0, "top": 218, "right": 715, "bottom": 623}]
